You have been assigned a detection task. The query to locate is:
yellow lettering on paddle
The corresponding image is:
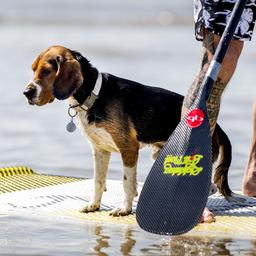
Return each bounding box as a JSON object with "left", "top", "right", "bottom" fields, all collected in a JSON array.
[{"left": 163, "top": 154, "right": 203, "bottom": 176}]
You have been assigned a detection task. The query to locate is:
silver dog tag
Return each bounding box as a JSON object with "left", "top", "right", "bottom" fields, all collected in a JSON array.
[
  {"left": 66, "top": 119, "right": 76, "bottom": 133},
  {"left": 66, "top": 105, "right": 78, "bottom": 133}
]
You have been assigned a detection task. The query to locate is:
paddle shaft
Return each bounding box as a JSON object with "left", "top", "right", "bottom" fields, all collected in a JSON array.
[{"left": 202, "top": 0, "right": 247, "bottom": 100}]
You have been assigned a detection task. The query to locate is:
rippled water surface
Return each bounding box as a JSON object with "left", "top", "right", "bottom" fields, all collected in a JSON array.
[{"left": 1, "top": 215, "right": 256, "bottom": 256}]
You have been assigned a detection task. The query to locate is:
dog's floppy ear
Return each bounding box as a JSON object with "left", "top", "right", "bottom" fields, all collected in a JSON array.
[
  {"left": 53, "top": 56, "right": 83, "bottom": 100},
  {"left": 55, "top": 55, "right": 63, "bottom": 76}
]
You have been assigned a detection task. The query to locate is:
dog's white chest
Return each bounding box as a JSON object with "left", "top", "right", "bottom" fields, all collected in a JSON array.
[{"left": 77, "top": 112, "right": 119, "bottom": 152}]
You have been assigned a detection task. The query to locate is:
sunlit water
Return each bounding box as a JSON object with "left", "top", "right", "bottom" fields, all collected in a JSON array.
[
  {"left": 0, "top": 0, "right": 256, "bottom": 255},
  {"left": 1, "top": 214, "right": 256, "bottom": 256}
]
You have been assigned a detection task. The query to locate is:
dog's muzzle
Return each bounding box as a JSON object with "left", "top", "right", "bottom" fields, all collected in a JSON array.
[
  {"left": 23, "top": 80, "right": 40, "bottom": 105},
  {"left": 23, "top": 87, "right": 36, "bottom": 99}
]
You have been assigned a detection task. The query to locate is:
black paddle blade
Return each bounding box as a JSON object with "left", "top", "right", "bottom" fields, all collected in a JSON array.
[{"left": 136, "top": 100, "right": 212, "bottom": 235}]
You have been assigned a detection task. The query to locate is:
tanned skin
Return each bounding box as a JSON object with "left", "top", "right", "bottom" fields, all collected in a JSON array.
[
  {"left": 182, "top": 30, "right": 243, "bottom": 135},
  {"left": 243, "top": 101, "right": 256, "bottom": 196},
  {"left": 181, "top": 29, "right": 244, "bottom": 222}
]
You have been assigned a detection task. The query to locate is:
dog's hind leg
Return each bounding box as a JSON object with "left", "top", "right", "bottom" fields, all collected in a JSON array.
[
  {"left": 213, "top": 124, "right": 232, "bottom": 198},
  {"left": 80, "top": 148, "right": 110, "bottom": 213},
  {"left": 151, "top": 141, "right": 165, "bottom": 160},
  {"left": 110, "top": 147, "right": 139, "bottom": 216}
]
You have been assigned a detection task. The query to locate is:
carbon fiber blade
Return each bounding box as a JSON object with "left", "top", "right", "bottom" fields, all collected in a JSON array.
[{"left": 136, "top": 99, "right": 212, "bottom": 235}]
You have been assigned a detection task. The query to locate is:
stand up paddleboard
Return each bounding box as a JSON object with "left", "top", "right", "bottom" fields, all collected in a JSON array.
[{"left": 0, "top": 166, "right": 256, "bottom": 239}]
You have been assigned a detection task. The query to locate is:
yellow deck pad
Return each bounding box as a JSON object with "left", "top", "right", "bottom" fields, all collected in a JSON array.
[
  {"left": 1, "top": 166, "right": 256, "bottom": 239},
  {"left": 0, "top": 166, "right": 81, "bottom": 193}
]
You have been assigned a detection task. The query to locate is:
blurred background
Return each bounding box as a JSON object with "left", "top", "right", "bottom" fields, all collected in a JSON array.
[{"left": 0, "top": 0, "right": 255, "bottom": 190}]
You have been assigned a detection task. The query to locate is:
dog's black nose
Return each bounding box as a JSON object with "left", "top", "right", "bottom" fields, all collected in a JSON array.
[{"left": 23, "top": 88, "right": 36, "bottom": 99}]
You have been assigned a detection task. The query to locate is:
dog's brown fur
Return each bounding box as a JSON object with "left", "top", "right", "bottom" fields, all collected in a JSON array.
[{"left": 24, "top": 45, "right": 232, "bottom": 216}]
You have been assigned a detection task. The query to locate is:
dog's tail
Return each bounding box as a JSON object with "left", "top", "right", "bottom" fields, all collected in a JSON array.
[{"left": 213, "top": 124, "right": 232, "bottom": 198}]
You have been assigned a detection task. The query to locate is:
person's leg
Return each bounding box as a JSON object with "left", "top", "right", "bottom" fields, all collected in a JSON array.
[
  {"left": 182, "top": 29, "right": 244, "bottom": 135},
  {"left": 242, "top": 100, "right": 256, "bottom": 196},
  {"left": 181, "top": 29, "right": 244, "bottom": 223}
]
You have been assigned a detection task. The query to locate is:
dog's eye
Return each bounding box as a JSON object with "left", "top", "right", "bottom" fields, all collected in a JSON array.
[
  {"left": 48, "top": 59, "right": 58, "bottom": 71},
  {"left": 40, "top": 68, "right": 51, "bottom": 77}
]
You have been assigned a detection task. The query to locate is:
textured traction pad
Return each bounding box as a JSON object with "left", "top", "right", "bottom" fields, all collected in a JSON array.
[{"left": 0, "top": 166, "right": 256, "bottom": 238}]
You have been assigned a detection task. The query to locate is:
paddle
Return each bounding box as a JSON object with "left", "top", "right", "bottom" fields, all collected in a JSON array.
[{"left": 136, "top": 0, "right": 248, "bottom": 235}]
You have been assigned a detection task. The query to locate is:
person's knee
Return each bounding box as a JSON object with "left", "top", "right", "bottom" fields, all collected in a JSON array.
[
  {"left": 218, "top": 39, "right": 244, "bottom": 82},
  {"left": 203, "top": 31, "right": 244, "bottom": 82},
  {"left": 223, "top": 41, "right": 243, "bottom": 67}
]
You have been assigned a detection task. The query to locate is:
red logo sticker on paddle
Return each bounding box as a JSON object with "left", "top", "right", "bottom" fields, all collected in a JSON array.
[{"left": 186, "top": 108, "right": 205, "bottom": 128}]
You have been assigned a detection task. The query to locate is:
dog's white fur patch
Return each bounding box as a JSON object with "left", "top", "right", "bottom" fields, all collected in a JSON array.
[
  {"left": 110, "top": 165, "right": 137, "bottom": 216},
  {"left": 28, "top": 79, "right": 42, "bottom": 100},
  {"left": 79, "top": 149, "right": 110, "bottom": 213},
  {"left": 77, "top": 111, "right": 119, "bottom": 152},
  {"left": 68, "top": 97, "right": 119, "bottom": 152},
  {"left": 123, "top": 165, "right": 137, "bottom": 203}
]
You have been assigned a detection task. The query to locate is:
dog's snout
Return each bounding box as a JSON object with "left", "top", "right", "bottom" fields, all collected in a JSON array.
[{"left": 23, "top": 87, "right": 36, "bottom": 99}]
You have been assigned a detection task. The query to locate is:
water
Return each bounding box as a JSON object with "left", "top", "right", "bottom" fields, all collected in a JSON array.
[
  {"left": 0, "top": 0, "right": 256, "bottom": 255},
  {"left": 1, "top": 215, "right": 256, "bottom": 256}
]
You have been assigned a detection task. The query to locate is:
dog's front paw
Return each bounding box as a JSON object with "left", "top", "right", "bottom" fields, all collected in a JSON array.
[
  {"left": 109, "top": 207, "right": 132, "bottom": 217},
  {"left": 79, "top": 202, "right": 100, "bottom": 213}
]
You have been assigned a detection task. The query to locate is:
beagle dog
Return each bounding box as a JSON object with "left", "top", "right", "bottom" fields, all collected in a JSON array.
[{"left": 24, "top": 45, "right": 232, "bottom": 216}]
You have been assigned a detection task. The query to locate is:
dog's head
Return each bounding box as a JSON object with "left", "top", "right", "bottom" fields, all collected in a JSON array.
[{"left": 23, "top": 45, "right": 84, "bottom": 106}]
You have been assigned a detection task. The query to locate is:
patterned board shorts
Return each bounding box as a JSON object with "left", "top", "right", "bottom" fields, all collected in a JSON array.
[{"left": 194, "top": 0, "right": 256, "bottom": 41}]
